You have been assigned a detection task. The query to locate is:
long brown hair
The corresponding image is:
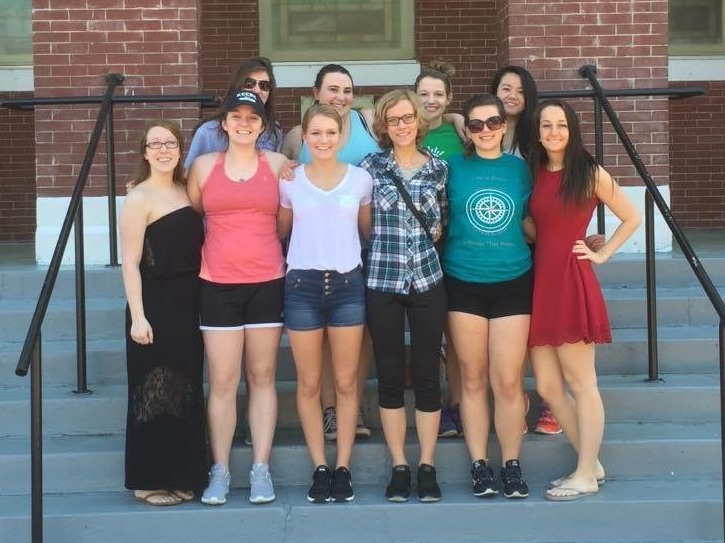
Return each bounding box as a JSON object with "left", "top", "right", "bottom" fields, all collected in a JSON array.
[
  {"left": 134, "top": 119, "right": 185, "bottom": 186},
  {"left": 528, "top": 99, "right": 598, "bottom": 206}
]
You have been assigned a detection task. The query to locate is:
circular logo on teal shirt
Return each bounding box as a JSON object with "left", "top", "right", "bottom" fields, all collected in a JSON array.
[{"left": 465, "top": 189, "right": 515, "bottom": 234}]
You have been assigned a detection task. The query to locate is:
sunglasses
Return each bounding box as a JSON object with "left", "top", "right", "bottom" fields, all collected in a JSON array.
[
  {"left": 385, "top": 113, "right": 417, "bottom": 127},
  {"left": 466, "top": 116, "right": 504, "bottom": 133},
  {"left": 145, "top": 140, "right": 179, "bottom": 150},
  {"left": 243, "top": 77, "right": 272, "bottom": 92}
]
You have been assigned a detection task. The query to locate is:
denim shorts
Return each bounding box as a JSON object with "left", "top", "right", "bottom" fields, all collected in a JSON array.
[{"left": 284, "top": 267, "right": 366, "bottom": 331}]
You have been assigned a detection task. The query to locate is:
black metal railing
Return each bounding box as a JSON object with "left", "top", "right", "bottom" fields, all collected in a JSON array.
[
  {"left": 2, "top": 70, "right": 720, "bottom": 543},
  {"left": 3, "top": 76, "right": 216, "bottom": 543},
  {"left": 578, "top": 63, "right": 725, "bottom": 541}
]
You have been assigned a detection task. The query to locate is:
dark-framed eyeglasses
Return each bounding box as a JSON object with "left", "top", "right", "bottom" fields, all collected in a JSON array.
[
  {"left": 385, "top": 113, "right": 417, "bottom": 127},
  {"left": 243, "top": 77, "right": 272, "bottom": 92},
  {"left": 145, "top": 140, "right": 179, "bottom": 150},
  {"left": 466, "top": 116, "right": 504, "bottom": 133}
]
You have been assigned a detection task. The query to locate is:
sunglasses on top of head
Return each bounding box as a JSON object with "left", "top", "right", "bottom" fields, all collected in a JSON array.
[
  {"left": 243, "top": 77, "right": 272, "bottom": 92},
  {"left": 466, "top": 116, "right": 504, "bottom": 133}
]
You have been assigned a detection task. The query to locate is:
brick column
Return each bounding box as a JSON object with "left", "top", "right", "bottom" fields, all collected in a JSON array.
[
  {"left": 32, "top": 0, "right": 201, "bottom": 264},
  {"left": 499, "top": 0, "right": 670, "bottom": 251}
]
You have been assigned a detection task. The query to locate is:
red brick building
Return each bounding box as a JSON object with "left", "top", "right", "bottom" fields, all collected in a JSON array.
[{"left": 1, "top": 1, "right": 723, "bottom": 261}]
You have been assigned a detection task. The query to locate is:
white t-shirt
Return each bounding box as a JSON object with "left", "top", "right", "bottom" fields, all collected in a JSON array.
[{"left": 280, "top": 164, "right": 373, "bottom": 272}]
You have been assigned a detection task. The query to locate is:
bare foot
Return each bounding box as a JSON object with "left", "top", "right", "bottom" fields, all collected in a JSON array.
[
  {"left": 549, "top": 461, "right": 606, "bottom": 488},
  {"left": 172, "top": 490, "right": 195, "bottom": 501},
  {"left": 545, "top": 482, "right": 599, "bottom": 501},
  {"left": 134, "top": 489, "right": 183, "bottom": 506}
]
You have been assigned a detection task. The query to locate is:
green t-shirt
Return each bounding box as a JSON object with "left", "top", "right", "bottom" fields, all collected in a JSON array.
[
  {"left": 443, "top": 152, "right": 532, "bottom": 283},
  {"left": 421, "top": 122, "right": 464, "bottom": 161}
]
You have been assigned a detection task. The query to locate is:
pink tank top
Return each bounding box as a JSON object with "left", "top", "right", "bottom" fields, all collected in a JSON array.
[{"left": 199, "top": 152, "right": 284, "bottom": 283}]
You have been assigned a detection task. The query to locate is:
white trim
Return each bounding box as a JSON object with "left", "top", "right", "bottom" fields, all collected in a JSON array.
[
  {"left": 669, "top": 57, "right": 725, "bottom": 81},
  {"left": 586, "top": 185, "right": 672, "bottom": 253},
  {"left": 274, "top": 60, "right": 421, "bottom": 88},
  {"left": 36, "top": 196, "right": 124, "bottom": 266},
  {"left": 0, "top": 67, "right": 33, "bottom": 91}
]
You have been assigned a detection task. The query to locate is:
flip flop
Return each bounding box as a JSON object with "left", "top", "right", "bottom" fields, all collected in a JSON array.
[
  {"left": 548, "top": 475, "right": 605, "bottom": 489},
  {"left": 171, "top": 490, "right": 195, "bottom": 502},
  {"left": 134, "top": 490, "right": 183, "bottom": 506},
  {"left": 545, "top": 486, "right": 598, "bottom": 502}
]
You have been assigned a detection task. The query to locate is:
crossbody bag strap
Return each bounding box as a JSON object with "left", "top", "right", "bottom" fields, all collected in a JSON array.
[{"left": 389, "top": 176, "right": 435, "bottom": 244}]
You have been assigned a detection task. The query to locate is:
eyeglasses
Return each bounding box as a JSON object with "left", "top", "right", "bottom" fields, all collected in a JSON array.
[
  {"left": 243, "top": 77, "right": 272, "bottom": 92},
  {"left": 385, "top": 113, "right": 417, "bottom": 127},
  {"left": 466, "top": 116, "right": 504, "bottom": 133},
  {"left": 145, "top": 140, "right": 179, "bottom": 150}
]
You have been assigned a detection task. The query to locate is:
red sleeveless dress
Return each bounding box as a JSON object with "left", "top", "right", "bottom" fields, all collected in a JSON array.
[{"left": 528, "top": 167, "right": 611, "bottom": 347}]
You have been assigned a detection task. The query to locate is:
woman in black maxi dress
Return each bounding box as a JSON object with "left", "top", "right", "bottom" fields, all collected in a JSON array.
[{"left": 121, "top": 119, "right": 208, "bottom": 505}]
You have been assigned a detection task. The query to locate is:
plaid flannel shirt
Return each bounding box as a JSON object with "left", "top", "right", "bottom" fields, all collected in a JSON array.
[{"left": 360, "top": 148, "right": 449, "bottom": 295}]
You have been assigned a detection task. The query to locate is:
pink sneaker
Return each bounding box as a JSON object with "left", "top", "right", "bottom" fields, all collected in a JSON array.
[{"left": 534, "top": 406, "right": 563, "bottom": 435}]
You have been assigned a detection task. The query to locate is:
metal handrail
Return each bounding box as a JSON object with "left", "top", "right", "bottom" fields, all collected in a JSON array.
[{"left": 577, "top": 63, "right": 725, "bottom": 542}]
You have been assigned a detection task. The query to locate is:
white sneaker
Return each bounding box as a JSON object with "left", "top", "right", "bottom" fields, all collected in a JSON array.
[
  {"left": 249, "top": 463, "right": 275, "bottom": 504},
  {"left": 201, "top": 463, "right": 230, "bottom": 505}
]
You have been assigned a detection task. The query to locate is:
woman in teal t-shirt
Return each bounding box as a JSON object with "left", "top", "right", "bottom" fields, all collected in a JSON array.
[{"left": 444, "top": 93, "right": 533, "bottom": 500}]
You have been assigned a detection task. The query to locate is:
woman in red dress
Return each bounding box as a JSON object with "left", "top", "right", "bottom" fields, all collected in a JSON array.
[{"left": 527, "top": 100, "right": 641, "bottom": 501}]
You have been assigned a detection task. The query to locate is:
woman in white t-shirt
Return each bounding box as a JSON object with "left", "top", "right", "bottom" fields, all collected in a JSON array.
[{"left": 277, "top": 103, "right": 373, "bottom": 504}]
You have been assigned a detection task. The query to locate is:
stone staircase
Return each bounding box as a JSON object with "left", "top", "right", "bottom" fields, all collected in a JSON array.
[{"left": 0, "top": 242, "right": 723, "bottom": 543}]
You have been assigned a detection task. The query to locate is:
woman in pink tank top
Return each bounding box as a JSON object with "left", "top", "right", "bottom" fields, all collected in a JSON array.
[{"left": 187, "top": 90, "right": 288, "bottom": 505}]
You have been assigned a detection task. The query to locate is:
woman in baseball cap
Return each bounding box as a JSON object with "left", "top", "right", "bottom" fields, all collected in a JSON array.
[{"left": 186, "top": 83, "right": 288, "bottom": 507}]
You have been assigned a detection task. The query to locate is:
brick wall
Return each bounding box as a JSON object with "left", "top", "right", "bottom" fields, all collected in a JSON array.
[
  {"left": 670, "top": 81, "right": 725, "bottom": 228},
  {"left": 32, "top": 0, "right": 201, "bottom": 198},
  {"left": 0, "top": 93, "right": 35, "bottom": 242},
  {"left": 503, "top": 0, "right": 670, "bottom": 189},
  {"left": 197, "top": 0, "right": 499, "bottom": 132}
]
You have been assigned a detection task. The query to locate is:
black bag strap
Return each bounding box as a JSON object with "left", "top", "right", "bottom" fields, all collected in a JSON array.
[
  {"left": 356, "top": 109, "right": 374, "bottom": 138},
  {"left": 389, "top": 176, "right": 435, "bottom": 244}
]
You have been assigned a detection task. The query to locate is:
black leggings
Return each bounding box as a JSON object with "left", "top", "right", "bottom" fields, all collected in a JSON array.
[{"left": 366, "top": 282, "right": 447, "bottom": 412}]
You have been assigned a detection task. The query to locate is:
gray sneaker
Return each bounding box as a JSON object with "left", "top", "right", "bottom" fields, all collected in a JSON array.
[
  {"left": 249, "top": 463, "right": 275, "bottom": 504},
  {"left": 201, "top": 463, "right": 230, "bottom": 505}
]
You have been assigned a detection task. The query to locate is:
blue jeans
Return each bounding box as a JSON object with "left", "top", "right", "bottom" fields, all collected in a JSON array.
[{"left": 284, "top": 267, "right": 365, "bottom": 331}]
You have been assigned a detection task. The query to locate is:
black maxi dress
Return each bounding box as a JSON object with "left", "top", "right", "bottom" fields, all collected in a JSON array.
[{"left": 124, "top": 206, "right": 208, "bottom": 491}]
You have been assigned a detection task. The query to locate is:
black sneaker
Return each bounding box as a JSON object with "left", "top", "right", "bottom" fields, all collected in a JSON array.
[
  {"left": 307, "top": 465, "right": 332, "bottom": 503},
  {"left": 417, "top": 463, "right": 442, "bottom": 502},
  {"left": 385, "top": 465, "right": 411, "bottom": 502},
  {"left": 500, "top": 459, "right": 529, "bottom": 499},
  {"left": 471, "top": 459, "right": 498, "bottom": 497},
  {"left": 330, "top": 466, "right": 355, "bottom": 502}
]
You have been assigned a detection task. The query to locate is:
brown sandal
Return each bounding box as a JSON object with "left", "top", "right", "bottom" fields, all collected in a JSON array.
[{"left": 133, "top": 490, "right": 183, "bottom": 506}]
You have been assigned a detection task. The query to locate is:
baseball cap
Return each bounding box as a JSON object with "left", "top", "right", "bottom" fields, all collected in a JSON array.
[{"left": 222, "top": 90, "right": 266, "bottom": 118}]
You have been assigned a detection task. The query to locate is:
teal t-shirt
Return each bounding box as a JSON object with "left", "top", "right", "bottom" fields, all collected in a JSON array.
[
  {"left": 443, "top": 152, "right": 532, "bottom": 283},
  {"left": 421, "top": 122, "right": 464, "bottom": 161}
]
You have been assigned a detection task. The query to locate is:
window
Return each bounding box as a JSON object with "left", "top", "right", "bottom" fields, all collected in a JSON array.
[
  {"left": 259, "top": 0, "right": 414, "bottom": 62},
  {"left": 669, "top": 0, "right": 725, "bottom": 55},
  {"left": 0, "top": 0, "right": 31, "bottom": 66}
]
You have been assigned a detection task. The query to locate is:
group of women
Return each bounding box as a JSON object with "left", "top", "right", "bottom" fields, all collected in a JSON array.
[{"left": 119, "top": 57, "right": 640, "bottom": 507}]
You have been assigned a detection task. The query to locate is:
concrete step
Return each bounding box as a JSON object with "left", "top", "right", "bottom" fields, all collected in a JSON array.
[
  {"left": 0, "top": 374, "right": 720, "bottom": 438},
  {"left": 0, "top": 479, "right": 721, "bottom": 543},
  {"left": 0, "top": 422, "right": 719, "bottom": 495},
  {"left": 2, "top": 325, "right": 721, "bottom": 391},
  {"left": 2, "top": 286, "right": 722, "bottom": 346}
]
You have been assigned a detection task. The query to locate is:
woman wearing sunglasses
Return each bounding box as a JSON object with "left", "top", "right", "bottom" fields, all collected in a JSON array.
[
  {"left": 185, "top": 57, "right": 283, "bottom": 171},
  {"left": 360, "top": 89, "right": 448, "bottom": 503},
  {"left": 444, "top": 93, "right": 533, "bottom": 500}
]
